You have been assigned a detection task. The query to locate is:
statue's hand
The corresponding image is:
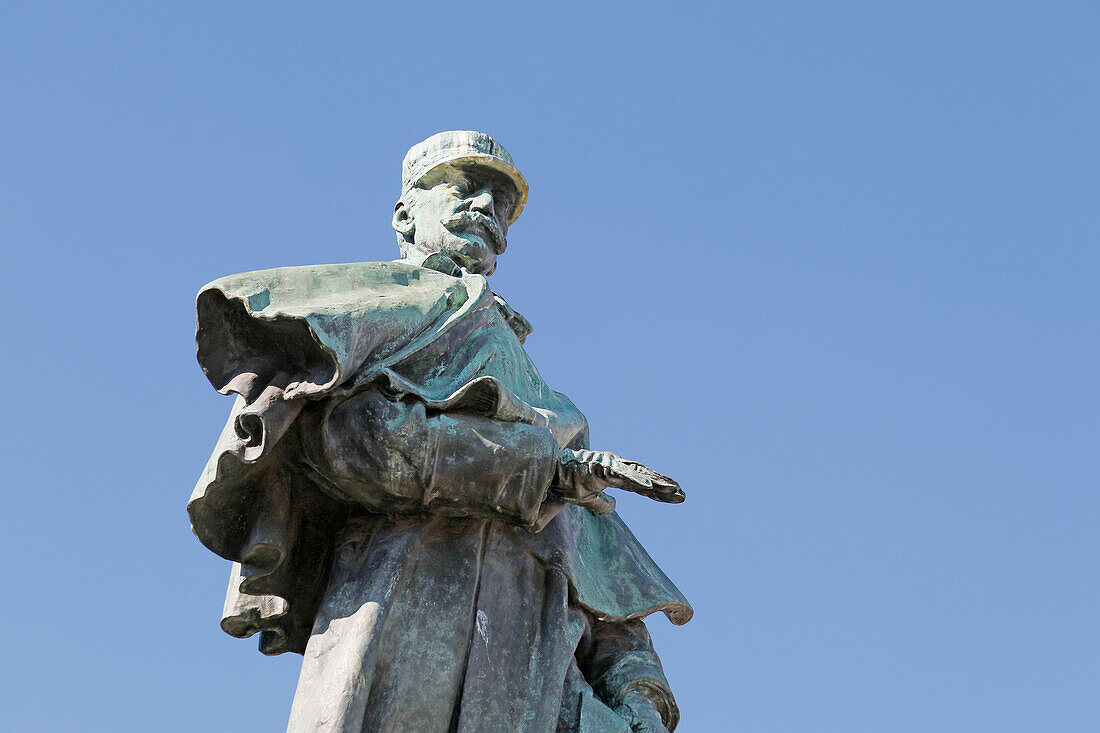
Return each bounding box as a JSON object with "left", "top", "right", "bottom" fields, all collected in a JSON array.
[
  {"left": 554, "top": 449, "right": 685, "bottom": 515},
  {"left": 614, "top": 688, "right": 670, "bottom": 733}
]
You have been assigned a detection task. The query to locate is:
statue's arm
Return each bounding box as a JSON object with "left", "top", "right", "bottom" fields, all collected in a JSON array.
[
  {"left": 299, "top": 389, "right": 563, "bottom": 530},
  {"left": 580, "top": 617, "right": 680, "bottom": 732},
  {"left": 298, "top": 387, "right": 683, "bottom": 530}
]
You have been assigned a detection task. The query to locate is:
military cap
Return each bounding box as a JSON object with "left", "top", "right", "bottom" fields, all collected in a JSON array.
[{"left": 401, "top": 130, "right": 528, "bottom": 224}]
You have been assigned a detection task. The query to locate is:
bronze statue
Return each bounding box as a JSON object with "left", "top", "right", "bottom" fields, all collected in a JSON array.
[{"left": 189, "top": 131, "right": 692, "bottom": 732}]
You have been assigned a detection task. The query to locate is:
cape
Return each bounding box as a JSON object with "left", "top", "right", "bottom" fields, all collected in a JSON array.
[{"left": 188, "top": 260, "right": 693, "bottom": 655}]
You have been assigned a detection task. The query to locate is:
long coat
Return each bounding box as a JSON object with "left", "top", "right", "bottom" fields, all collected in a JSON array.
[{"left": 189, "top": 260, "right": 692, "bottom": 731}]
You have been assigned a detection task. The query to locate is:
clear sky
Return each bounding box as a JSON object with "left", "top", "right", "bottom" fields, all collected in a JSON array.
[{"left": 2, "top": 3, "right": 1097, "bottom": 731}]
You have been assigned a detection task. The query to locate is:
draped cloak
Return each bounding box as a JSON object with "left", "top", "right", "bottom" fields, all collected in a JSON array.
[{"left": 188, "top": 261, "right": 692, "bottom": 730}]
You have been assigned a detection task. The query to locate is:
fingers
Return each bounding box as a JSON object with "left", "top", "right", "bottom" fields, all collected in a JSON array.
[
  {"left": 621, "top": 463, "right": 685, "bottom": 503},
  {"left": 621, "top": 460, "right": 677, "bottom": 487},
  {"left": 593, "top": 460, "right": 652, "bottom": 490},
  {"left": 618, "top": 481, "right": 686, "bottom": 503},
  {"left": 558, "top": 449, "right": 686, "bottom": 508},
  {"left": 602, "top": 457, "right": 686, "bottom": 504}
]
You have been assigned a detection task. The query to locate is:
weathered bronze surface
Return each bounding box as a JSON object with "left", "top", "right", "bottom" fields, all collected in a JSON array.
[{"left": 190, "top": 131, "right": 692, "bottom": 732}]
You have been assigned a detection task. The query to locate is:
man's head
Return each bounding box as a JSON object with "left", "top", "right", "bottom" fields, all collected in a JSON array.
[{"left": 392, "top": 131, "right": 528, "bottom": 275}]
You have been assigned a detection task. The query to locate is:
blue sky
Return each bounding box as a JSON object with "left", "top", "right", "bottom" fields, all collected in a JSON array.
[{"left": 2, "top": 2, "right": 1097, "bottom": 731}]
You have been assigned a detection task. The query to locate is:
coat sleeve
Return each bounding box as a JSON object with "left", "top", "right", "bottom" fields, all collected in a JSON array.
[
  {"left": 580, "top": 617, "right": 680, "bottom": 731},
  {"left": 297, "top": 389, "right": 565, "bottom": 531}
]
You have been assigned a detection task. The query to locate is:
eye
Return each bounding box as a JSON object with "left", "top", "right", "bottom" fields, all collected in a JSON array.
[{"left": 494, "top": 188, "right": 515, "bottom": 215}]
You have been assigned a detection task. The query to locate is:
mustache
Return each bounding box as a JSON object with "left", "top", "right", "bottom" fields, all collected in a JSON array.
[{"left": 443, "top": 211, "right": 507, "bottom": 254}]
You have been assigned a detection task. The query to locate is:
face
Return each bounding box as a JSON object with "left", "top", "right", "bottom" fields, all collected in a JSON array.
[{"left": 394, "top": 164, "right": 515, "bottom": 275}]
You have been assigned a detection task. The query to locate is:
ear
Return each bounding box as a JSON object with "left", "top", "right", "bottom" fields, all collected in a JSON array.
[{"left": 392, "top": 200, "right": 415, "bottom": 238}]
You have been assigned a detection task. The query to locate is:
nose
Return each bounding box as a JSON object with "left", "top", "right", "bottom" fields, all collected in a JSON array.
[{"left": 468, "top": 187, "right": 495, "bottom": 217}]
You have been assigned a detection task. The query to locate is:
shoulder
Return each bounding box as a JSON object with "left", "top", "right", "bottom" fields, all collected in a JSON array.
[{"left": 199, "top": 260, "right": 466, "bottom": 308}]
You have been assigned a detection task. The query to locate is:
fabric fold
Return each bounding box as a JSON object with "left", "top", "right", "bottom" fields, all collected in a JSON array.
[{"left": 189, "top": 261, "right": 692, "bottom": 656}]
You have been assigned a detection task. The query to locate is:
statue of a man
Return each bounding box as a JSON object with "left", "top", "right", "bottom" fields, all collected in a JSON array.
[{"left": 189, "top": 131, "right": 692, "bottom": 732}]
